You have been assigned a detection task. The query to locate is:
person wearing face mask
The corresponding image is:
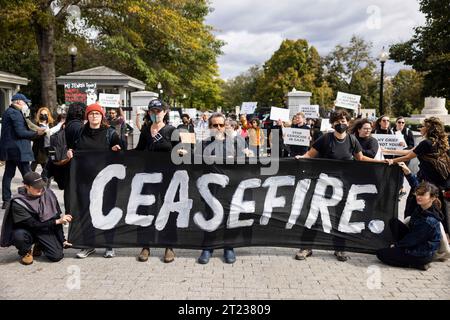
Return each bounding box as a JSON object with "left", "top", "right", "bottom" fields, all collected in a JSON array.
[
  {"left": 31, "top": 107, "right": 55, "bottom": 173},
  {"left": 295, "top": 110, "right": 383, "bottom": 262},
  {"left": 135, "top": 99, "right": 178, "bottom": 264},
  {"left": 0, "top": 93, "right": 46, "bottom": 210},
  {"left": 0, "top": 172, "right": 72, "bottom": 265}
]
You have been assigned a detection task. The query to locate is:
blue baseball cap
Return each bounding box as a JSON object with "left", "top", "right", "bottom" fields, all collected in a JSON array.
[
  {"left": 148, "top": 99, "right": 165, "bottom": 111},
  {"left": 11, "top": 93, "right": 31, "bottom": 104}
]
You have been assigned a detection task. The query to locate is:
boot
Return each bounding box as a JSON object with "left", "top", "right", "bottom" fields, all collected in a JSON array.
[
  {"left": 138, "top": 248, "right": 150, "bottom": 262},
  {"left": 164, "top": 248, "right": 175, "bottom": 263},
  {"left": 20, "top": 251, "right": 33, "bottom": 265}
]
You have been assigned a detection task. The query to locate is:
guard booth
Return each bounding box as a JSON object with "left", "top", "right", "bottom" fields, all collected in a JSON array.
[{"left": 0, "top": 71, "right": 29, "bottom": 117}]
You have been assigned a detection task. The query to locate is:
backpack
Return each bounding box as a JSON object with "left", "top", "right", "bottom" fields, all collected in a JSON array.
[{"left": 321, "top": 132, "right": 358, "bottom": 159}]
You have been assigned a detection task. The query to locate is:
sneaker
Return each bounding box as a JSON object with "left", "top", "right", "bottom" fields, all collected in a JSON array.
[
  {"left": 295, "top": 249, "right": 313, "bottom": 260},
  {"left": 164, "top": 248, "right": 175, "bottom": 263},
  {"left": 224, "top": 248, "right": 236, "bottom": 264},
  {"left": 198, "top": 249, "right": 212, "bottom": 264},
  {"left": 63, "top": 241, "right": 73, "bottom": 249},
  {"left": 104, "top": 249, "right": 115, "bottom": 258},
  {"left": 76, "top": 248, "right": 96, "bottom": 259},
  {"left": 20, "top": 251, "right": 33, "bottom": 265},
  {"left": 334, "top": 251, "right": 348, "bottom": 262},
  {"left": 138, "top": 248, "right": 150, "bottom": 262},
  {"left": 32, "top": 243, "right": 42, "bottom": 257}
]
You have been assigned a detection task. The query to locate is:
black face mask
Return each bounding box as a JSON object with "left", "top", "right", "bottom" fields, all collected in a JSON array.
[
  {"left": 39, "top": 114, "right": 48, "bottom": 121},
  {"left": 334, "top": 123, "right": 348, "bottom": 134}
]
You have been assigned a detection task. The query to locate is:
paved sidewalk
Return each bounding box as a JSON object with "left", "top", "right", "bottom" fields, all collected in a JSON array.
[{"left": 0, "top": 165, "right": 449, "bottom": 300}]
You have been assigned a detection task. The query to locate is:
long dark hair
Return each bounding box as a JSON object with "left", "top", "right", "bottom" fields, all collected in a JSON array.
[
  {"left": 415, "top": 181, "right": 442, "bottom": 210},
  {"left": 350, "top": 118, "right": 372, "bottom": 137},
  {"left": 423, "top": 117, "right": 449, "bottom": 157}
]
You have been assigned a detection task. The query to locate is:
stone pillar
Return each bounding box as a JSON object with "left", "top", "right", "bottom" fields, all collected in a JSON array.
[
  {"left": 286, "top": 88, "right": 312, "bottom": 108},
  {"left": 421, "top": 97, "right": 448, "bottom": 116}
]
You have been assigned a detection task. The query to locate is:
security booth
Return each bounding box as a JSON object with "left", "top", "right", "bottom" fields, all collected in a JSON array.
[
  {"left": 0, "top": 71, "right": 29, "bottom": 117},
  {"left": 57, "top": 66, "right": 146, "bottom": 148}
]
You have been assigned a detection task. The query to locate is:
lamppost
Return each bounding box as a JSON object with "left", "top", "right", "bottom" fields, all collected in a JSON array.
[
  {"left": 68, "top": 44, "right": 78, "bottom": 73},
  {"left": 378, "top": 47, "right": 389, "bottom": 116},
  {"left": 157, "top": 82, "right": 163, "bottom": 99}
]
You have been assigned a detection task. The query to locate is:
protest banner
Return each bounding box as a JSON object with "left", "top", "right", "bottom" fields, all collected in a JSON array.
[
  {"left": 335, "top": 92, "right": 361, "bottom": 111},
  {"left": 372, "top": 134, "right": 406, "bottom": 151},
  {"left": 241, "top": 102, "right": 258, "bottom": 115},
  {"left": 99, "top": 93, "right": 121, "bottom": 109},
  {"left": 283, "top": 128, "right": 311, "bottom": 146},
  {"left": 64, "top": 82, "right": 97, "bottom": 106},
  {"left": 270, "top": 107, "right": 290, "bottom": 122}
]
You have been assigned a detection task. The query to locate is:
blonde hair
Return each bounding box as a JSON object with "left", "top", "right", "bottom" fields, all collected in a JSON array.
[{"left": 35, "top": 107, "right": 54, "bottom": 125}]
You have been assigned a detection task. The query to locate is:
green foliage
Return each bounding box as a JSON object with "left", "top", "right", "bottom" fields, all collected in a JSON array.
[{"left": 390, "top": 0, "right": 450, "bottom": 100}]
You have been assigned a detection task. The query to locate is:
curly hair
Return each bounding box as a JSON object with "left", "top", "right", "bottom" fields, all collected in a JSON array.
[
  {"left": 423, "top": 117, "right": 449, "bottom": 156},
  {"left": 350, "top": 118, "right": 372, "bottom": 136}
]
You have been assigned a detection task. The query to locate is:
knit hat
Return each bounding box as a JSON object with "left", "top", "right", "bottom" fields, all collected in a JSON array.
[{"left": 85, "top": 103, "right": 105, "bottom": 120}]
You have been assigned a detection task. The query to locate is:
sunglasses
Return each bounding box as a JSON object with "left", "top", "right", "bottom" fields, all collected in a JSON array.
[
  {"left": 397, "top": 121, "right": 405, "bottom": 124},
  {"left": 381, "top": 119, "right": 390, "bottom": 122},
  {"left": 212, "top": 123, "right": 225, "bottom": 128}
]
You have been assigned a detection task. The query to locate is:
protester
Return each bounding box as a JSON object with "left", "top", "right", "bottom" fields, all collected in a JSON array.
[
  {"left": 295, "top": 110, "right": 382, "bottom": 262},
  {"left": 135, "top": 99, "right": 177, "bottom": 263},
  {"left": 177, "top": 113, "right": 195, "bottom": 133},
  {"left": 393, "top": 116, "right": 415, "bottom": 197},
  {"left": 384, "top": 117, "right": 450, "bottom": 237},
  {"left": 31, "top": 107, "right": 55, "bottom": 174},
  {"left": 0, "top": 172, "right": 72, "bottom": 265},
  {"left": 247, "top": 117, "right": 265, "bottom": 157},
  {"left": 269, "top": 119, "right": 289, "bottom": 158},
  {"left": 0, "top": 93, "right": 46, "bottom": 209},
  {"left": 373, "top": 115, "right": 394, "bottom": 135},
  {"left": 377, "top": 170, "right": 442, "bottom": 271},
  {"left": 238, "top": 113, "right": 250, "bottom": 140},
  {"left": 289, "top": 112, "right": 311, "bottom": 157},
  {"left": 108, "top": 107, "right": 127, "bottom": 149},
  {"left": 198, "top": 112, "right": 243, "bottom": 265},
  {"left": 66, "top": 103, "right": 122, "bottom": 259},
  {"left": 350, "top": 118, "right": 380, "bottom": 159}
]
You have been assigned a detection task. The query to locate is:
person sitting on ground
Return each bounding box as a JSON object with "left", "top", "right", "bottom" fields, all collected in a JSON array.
[
  {"left": 377, "top": 163, "right": 443, "bottom": 271},
  {"left": 0, "top": 172, "right": 72, "bottom": 265}
]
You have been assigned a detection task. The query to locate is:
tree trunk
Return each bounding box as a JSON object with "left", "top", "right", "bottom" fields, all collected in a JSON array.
[{"left": 35, "top": 22, "right": 57, "bottom": 112}]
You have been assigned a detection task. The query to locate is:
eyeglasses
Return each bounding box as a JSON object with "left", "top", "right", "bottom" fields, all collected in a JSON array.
[
  {"left": 397, "top": 121, "right": 405, "bottom": 124},
  {"left": 382, "top": 119, "right": 390, "bottom": 122},
  {"left": 88, "top": 112, "right": 102, "bottom": 117},
  {"left": 212, "top": 123, "right": 225, "bottom": 128}
]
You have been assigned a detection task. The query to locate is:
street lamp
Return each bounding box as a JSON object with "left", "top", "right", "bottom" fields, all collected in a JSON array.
[
  {"left": 378, "top": 47, "right": 389, "bottom": 116},
  {"left": 157, "top": 82, "right": 163, "bottom": 99},
  {"left": 68, "top": 43, "right": 78, "bottom": 73}
]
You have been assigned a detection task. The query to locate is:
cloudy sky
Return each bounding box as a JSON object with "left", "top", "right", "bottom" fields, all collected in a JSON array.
[{"left": 206, "top": 0, "right": 426, "bottom": 79}]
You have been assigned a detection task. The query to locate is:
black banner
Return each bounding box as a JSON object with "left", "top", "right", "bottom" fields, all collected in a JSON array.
[{"left": 68, "top": 151, "right": 402, "bottom": 254}]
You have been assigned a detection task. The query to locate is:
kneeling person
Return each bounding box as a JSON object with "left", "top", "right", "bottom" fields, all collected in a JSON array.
[{"left": 2, "top": 172, "right": 72, "bottom": 265}]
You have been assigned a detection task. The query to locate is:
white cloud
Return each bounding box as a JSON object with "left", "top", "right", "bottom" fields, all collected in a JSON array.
[{"left": 206, "top": 0, "right": 426, "bottom": 79}]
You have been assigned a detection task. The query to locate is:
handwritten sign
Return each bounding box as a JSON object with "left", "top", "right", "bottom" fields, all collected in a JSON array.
[
  {"left": 299, "top": 105, "right": 320, "bottom": 119},
  {"left": 270, "top": 107, "right": 290, "bottom": 122},
  {"left": 64, "top": 82, "right": 97, "bottom": 106},
  {"left": 335, "top": 92, "right": 361, "bottom": 111},
  {"left": 372, "top": 134, "right": 406, "bottom": 151},
  {"left": 283, "top": 128, "right": 311, "bottom": 146},
  {"left": 241, "top": 102, "right": 258, "bottom": 115},
  {"left": 99, "top": 93, "right": 121, "bottom": 109}
]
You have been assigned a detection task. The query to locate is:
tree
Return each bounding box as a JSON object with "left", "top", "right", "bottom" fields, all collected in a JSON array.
[
  {"left": 0, "top": 0, "right": 223, "bottom": 111},
  {"left": 255, "top": 39, "right": 330, "bottom": 108},
  {"left": 390, "top": 0, "right": 450, "bottom": 100},
  {"left": 390, "top": 70, "right": 424, "bottom": 116},
  {"left": 324, "top": 35, "right": 379, "bottom": 111}
]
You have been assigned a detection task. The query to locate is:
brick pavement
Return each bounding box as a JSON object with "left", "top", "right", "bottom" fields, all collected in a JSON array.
[{"left": 0, "top": 165, "right": 449, "bottom": 300}]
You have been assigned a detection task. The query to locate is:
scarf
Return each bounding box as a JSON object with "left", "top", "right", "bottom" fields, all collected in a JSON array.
[{"left": 14, "top": 187, "right": 61, "bottom": 222}]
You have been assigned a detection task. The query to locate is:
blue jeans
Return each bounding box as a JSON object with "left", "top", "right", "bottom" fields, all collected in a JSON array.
[{"left": 2, "top": 160, "right": 31, "bottom": 202}]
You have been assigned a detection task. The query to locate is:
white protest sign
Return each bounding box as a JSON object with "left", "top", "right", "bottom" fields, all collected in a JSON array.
[
  {"left": 182, "top": 108, "right": 197, "bottom": 119},
  {"left": 194, "top": 128, "right": 211, "bottom": 141},
  {"left": 282, "top": 128, "right": 311, "bottom": 146},
  {"left": 372, "top": 134, "right": 406, "bottom": 151},
  {"left": 299, "top": 105, "right": 320, "bottom": 119},
  {"left": 335, "top": 92, "right": 361, "bottom": 111},
  {"left": 270, "top": 107, "right": 290, "bottom": 122},
  {"left": 320, "top": 119, "right": 334, "bottom": 132},
  {"left": 99, "top": 93, "right": 121, "bottom": 109},
  {"left": 180, "top": 132, "right": 196, "bottom": 144},
  {"left": 241, "top": 102, "right": 258, "bottom": 115}
]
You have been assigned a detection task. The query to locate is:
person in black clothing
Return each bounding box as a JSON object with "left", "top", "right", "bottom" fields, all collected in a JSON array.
[
  {"left": 66, "top": 103, "right": 122, "bottom": 259},
  {"left": 373, "top": 115, "right": 394, "bottom": 135},
  {"left": 135, "top": 99, "right": 178, "bottom": 263},
  {"left": 377, "top": 171, "right": 442, "bottom": 271},
  {"left": 0, "top": 172, "right": 72, "bottom": 265},
  {"left": 350, "top": 118, "right": 379, "bottom": 159},
  {"left": 384, "top": 117, "right": 450, "bottom": 238},
  {"left": 295, "top": 110, "right": 383, "bottom": 262},
  {"left": 393, "top": 116, "right": 415, "bottom": 196},
  {"left": 177, "top": 113, "right": 195, "bottom": 133},
  {"left": 289, "top": 112, "right": 310, "bottom": 157}
]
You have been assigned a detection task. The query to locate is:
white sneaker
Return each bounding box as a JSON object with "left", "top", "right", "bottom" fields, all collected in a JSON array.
[
  {"left": 76, "top": 248, "right": 96, "bottom": 259},
  {"left": 104, "top": 249, "right": 115, "bottom": 258}
]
